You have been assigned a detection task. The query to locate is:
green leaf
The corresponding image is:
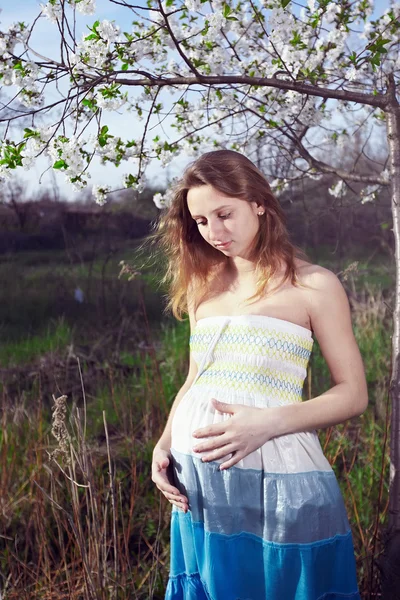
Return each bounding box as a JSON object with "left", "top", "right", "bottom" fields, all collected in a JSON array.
[
  {"left": 281, "top": 0, "right": 291, "bottom": 7},
  {"left": 192, "top": 57, "right": 206, "bottom": 68},
  {"left": 23, "top": 128, "right": 37, "bottom": 139},
  {"left": 349, "top": 51, "right": 357, "bottom": 64},
  {"left": 121, "top": 63, "right": 129, "bottom": 71},
  {"left": 223, "top": 3, "right": 232, "bottom": 18},
  {"left": 82, "top": 98, "right": 93, "bottom": 107},
  {"left": 84, "top": 33, "right": 98, "bottom": 41},
  {"left": 53, "top": 160, "right": 67, "bottom": 169}
]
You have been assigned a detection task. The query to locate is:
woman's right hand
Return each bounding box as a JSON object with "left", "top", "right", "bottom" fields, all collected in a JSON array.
[{"left": 151, "top": 447, "right": 189, "bottom": 512}]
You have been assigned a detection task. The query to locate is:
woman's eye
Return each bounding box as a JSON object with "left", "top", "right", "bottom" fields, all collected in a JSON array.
[{"left": 196, "top": 214, "right": 231, "bottom": 226}]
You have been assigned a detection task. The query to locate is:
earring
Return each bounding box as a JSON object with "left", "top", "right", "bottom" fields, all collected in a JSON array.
[{"left": 258, "top": 211, "right": 264, "bottom": 216}]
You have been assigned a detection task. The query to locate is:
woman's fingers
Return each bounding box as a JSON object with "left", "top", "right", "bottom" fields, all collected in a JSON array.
[
  {"left": 200, "top": 443, "right": 237, "bottom": 463},
  {"left": 151, "top": 451, "right": 188, "bottom": 510},
  {"left": 193, "top": 434, "right": 231, "bottom": 453},
  {"left": 152, "top": 465, "right": 188, "bottom": 502},
  {"left": 153, "top": 472, "right": 183, "bottom": 497},
  {"left": 219, "top": 451, "right": 244, "bottom": 470},
  {"left": 157, "top": 484, "right": 187, "bottom": 504},
  {"left": 163, "top": 490, "right": 188, "bottom": 511}
]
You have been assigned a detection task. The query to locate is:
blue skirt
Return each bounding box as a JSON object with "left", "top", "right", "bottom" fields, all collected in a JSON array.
[{"left": 165, "top": 451, "right": 361, "bottom": 600}]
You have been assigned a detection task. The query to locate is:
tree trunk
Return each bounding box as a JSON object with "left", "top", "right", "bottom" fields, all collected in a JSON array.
[
  {"left": 380, "top": 98, "right": 400, "bottom": 599},
  {"left": 388, "top": 104, "right": 400, "bottom": 533}
]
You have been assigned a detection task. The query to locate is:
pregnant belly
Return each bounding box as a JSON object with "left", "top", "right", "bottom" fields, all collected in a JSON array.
[{"left": 170, "top": 387, "right": 332, "bottom": 474}]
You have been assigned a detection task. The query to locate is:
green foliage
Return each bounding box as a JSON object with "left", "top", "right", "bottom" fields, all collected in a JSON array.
[
  {"left": 0, "top": 142, "right": 26, "bottom": 169},
  {"left": 98, "top": 124, "right": 113, "bottom": 147},
  {"left": 0, "top": 319, "right": 71, "bottom": 367}
]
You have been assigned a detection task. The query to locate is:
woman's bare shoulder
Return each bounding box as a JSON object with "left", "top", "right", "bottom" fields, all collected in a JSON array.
[{"left": 294, "top": 259, "right": 328, "bottom": 283}]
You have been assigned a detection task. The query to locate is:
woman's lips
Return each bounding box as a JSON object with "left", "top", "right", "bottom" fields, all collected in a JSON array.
[{"left": 215, "top": 241, "right": 232, "bottom": 249}]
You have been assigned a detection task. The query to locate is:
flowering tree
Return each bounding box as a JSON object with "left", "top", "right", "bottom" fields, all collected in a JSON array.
[{"left": 1, "top": 0, "right": 399, "bottom": 577}]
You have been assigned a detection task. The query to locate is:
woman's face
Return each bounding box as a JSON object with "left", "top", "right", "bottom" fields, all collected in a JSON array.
[{"left": 186, "top": 185, "right": 262, "bottom": 259}]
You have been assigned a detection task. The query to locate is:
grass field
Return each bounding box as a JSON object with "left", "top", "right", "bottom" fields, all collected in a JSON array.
[{"left": 0, "top": 243, "right": 393, "bottom": 599}]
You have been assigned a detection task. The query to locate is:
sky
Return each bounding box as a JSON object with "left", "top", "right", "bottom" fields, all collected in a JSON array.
[{"left": 0, "top": 0, "right": 392, "bottom": 201}]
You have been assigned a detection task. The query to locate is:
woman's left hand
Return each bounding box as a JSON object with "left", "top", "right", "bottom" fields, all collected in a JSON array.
[{"left": 192, "top": 398, "right": 280, "bottom": 470}]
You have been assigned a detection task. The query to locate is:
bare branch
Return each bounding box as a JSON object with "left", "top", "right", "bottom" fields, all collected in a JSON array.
[{"left": 280, "top": 119, "right": 388, "bottom": 185}]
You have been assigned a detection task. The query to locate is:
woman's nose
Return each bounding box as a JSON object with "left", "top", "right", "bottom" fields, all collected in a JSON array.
[{"left": 208, "top": 220, "right": 225, "bottom": 239}]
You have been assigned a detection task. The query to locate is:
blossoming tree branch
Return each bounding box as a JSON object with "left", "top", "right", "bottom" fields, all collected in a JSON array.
[
  {"left": 1, "top": 0, "right": 400, "bottom": 539},
  {"left": 0, "top": 0, "right": 395, "bottom": 203}
]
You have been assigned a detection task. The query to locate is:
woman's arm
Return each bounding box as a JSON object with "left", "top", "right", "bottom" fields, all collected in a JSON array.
[
  {"left": 271, "top": 266, "right": 369, "bottom": 436},
  {"left": 154, "top": 283, "right": 199, "bottom": 451},
  {"left": 153, "top": 359, "right": 198, "bottom": 452},
  {"left": 152, "top": 287, "right": 198, "bottom": 512}
]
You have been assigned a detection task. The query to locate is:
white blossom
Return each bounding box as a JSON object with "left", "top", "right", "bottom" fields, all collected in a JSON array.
[
  {"left": 153, "top": 192, "right": 165, "bottom": 209},
  {"left": 153, "top": 188, "right": 173, "bottom": 209},
  {"left": 74, "top": 0, "right": 96, "bottom": 15},
  {"left": 92, "top": 184, "right": 111, "bottom": 205},
  {"left": 185, "top": 0, "right": 201, "bottom": 10},
  {"left": 359, "top": 21, "right": 373, "bottom": 40},
  {"left": 361, "top": 191, "right": 377, "bottom": 204},
  {"left": 328, "top": 180, "right": 346, "bottom": 198},
  {"left": 40, "top": 2, "right": 62, "bottom": 23},
  {"left": 95, "top": 89, "right": 127, "bottom": 110},
  {"left": 345, "top": 65, "right": 358, "bottom": 81},
  {"left": 97, "top": 20, "right": 120, "bottom": 44},
  {"left": 0, "top": 164, "right": 12, "bottom": 183},
  {"left": 307, "top": 0, "right": 317, "bottom": 13},
  {"left": 324, "top": 2, "right": 341, "bottom": 24}
]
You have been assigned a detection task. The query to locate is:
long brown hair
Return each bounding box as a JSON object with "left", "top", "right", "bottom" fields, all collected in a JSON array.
[{"left": 146, "top": 149, "right": 310, "bottom": 321}]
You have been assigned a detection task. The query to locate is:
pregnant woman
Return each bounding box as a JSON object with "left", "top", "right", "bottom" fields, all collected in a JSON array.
[{"left": 151, "top": 149, "right": 368, "bottom": 600}]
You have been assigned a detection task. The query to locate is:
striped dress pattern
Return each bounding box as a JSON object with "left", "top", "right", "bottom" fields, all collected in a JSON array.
[{"left": 165, "top": 315, "right": 361, "bottom": 600}]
